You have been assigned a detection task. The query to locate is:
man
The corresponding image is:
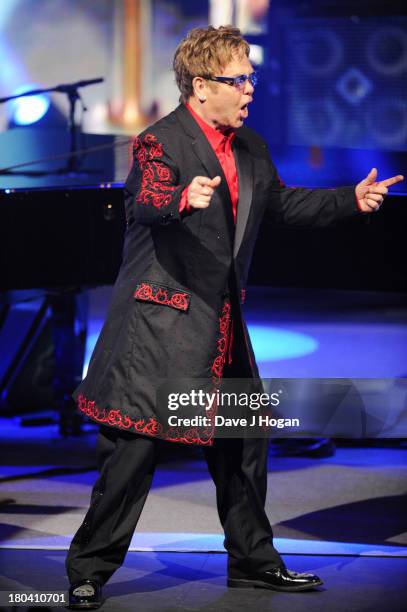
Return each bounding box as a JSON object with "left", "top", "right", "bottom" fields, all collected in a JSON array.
[{"left": 66, "top": 25, "right": 403, "bottom": 609}]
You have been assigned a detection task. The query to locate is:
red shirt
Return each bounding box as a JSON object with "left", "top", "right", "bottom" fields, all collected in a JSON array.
[{"left": 179, "top": 103, "right": 239, "bottom": 223}]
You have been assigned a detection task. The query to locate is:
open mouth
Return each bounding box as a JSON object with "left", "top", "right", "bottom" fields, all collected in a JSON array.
[{"left": 239, "top": 104, "right": 249, "bottom": 118}]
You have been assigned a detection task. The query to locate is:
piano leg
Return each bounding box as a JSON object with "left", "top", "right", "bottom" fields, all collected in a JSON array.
[{"left": 49, "top": 291, "right": 88, "bottom": 436}]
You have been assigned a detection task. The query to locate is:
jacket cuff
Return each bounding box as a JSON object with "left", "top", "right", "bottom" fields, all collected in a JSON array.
[
  {"left": 179, "top": 185, "right": 191, "bottom": 215},
  {"left": 355, "top": 192, "right": 364, "bottom": 212},
  {"left": 340, "top": 186, "right": 364, "bottom": 217}
]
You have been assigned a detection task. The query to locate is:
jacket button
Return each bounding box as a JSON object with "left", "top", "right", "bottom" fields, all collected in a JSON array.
[{"left": 160, "top": 213, "right": 174, "bottom": 224}]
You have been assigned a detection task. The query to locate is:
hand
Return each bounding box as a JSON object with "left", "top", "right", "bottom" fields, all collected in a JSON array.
[
  {"left": 355, "top": 168, "right": 404, "bottom": 213},
  {"left": 187, "top": 175, "right": 221, "bottom": 209}
]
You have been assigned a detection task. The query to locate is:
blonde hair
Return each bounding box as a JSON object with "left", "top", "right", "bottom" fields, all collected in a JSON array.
[{"left": 173, "top": 25, "right": 250, "bottom": 103}]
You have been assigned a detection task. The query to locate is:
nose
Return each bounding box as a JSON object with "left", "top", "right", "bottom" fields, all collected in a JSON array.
[{"left": 243, "top": 78, "right": 254, "bottom": 96}]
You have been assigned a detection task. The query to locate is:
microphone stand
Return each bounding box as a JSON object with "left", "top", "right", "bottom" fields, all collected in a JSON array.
[{"left": 0, "top": 78, "right": 104, "bottom": 176}]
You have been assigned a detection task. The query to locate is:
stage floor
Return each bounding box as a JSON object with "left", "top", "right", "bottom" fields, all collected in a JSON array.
[
  {"left": 0, "top": 286, "right": 406, "bottom": 610},
  {"left": 1, "top": 549, "right": 407, "bottom": 612},
  {"left": 0, "top": 419, "right": 406, "bottom": 611}
]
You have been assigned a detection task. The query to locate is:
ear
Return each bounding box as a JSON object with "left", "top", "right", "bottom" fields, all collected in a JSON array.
[{"left": 192, "top": 76, "right": 207, "bottom": 102}]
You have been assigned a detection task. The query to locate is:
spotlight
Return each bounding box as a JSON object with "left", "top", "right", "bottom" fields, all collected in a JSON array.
[{"left": 9, "top": 84, "right": 50, "bottom": 126}]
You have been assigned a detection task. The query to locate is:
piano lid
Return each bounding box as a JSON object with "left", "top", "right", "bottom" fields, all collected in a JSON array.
[{"left": 0, "top": 128, "right": 131, "bottom": 191}]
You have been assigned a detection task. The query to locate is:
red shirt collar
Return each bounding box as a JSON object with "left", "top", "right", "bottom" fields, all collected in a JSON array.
[{"left": 185, "top": 102, "right": 235, "bottom": 152}]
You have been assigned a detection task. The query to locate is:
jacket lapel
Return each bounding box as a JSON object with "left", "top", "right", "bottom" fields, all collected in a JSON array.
[
  {"left": 175, "top": 105, "right": 235, "bottom": 236},
  {"left": 233, "top": 134, "right": 253, "bottom": 258}
]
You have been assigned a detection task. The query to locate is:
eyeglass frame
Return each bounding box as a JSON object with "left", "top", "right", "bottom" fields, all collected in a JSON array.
[{"left": 203, "top": 71, "right": 258, "bottom": 90}]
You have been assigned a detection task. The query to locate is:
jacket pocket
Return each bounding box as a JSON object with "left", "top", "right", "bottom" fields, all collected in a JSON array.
[{"left": 133, "top": 280, "right": 191, "bottom": 312}]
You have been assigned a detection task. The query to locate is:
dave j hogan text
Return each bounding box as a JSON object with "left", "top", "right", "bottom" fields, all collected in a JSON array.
[{"left": 167, "top": 415, "right": 300, "bottom": 429}]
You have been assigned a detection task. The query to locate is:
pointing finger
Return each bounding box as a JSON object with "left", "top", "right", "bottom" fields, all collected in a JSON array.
[
  {"left": 194, "top": 176, "right": 213, "bottom": 187},
  {"left": 380, "top": 174, "right": 404, "bottom": 188}
]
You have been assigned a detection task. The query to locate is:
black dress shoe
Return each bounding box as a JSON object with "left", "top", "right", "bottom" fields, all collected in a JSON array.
[
  {"left": 227, "top": 566, "right": 323, "bottom": 592},
  {"left": 68, "top": 579, "right": 102, "bottom": 609}
]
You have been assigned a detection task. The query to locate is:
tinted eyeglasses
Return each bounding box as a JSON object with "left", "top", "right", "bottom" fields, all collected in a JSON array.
[{"left": 205, "top": 72, "right": 258, "bottom": 91}]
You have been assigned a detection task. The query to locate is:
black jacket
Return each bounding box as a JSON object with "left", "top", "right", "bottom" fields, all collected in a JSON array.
[{"left": 73, "top": 104, "right": 358, "bottom": 445}]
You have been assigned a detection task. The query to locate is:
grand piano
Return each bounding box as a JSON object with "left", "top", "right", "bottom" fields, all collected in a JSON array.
[{"left": 0, "top": 128, "right": 129, "bottom": 434}]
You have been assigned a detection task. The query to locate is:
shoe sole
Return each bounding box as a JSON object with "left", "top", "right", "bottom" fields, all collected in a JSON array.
[{"left": 227, "top": 578, "right": 324, "bottom": 592}]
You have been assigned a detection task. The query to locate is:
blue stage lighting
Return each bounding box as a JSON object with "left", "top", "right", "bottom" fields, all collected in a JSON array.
[
  {"left": 248, "top": 325, "right": 318, "bottom": 361},
  {"left": 10, "top": 85, "right": 50, "bottom": 125}
]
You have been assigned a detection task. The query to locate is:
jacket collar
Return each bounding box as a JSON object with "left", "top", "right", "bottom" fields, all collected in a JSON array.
[{"left": 185, "top": 102, "right": 236, "bottom": 154}]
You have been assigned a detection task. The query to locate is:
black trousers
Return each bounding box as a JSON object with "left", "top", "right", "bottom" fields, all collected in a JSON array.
[{"left": 65, "top": 424, "right": 283, "bottom": 586}]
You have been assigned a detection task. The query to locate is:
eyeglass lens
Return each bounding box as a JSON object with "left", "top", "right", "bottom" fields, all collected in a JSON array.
[{"left": 236, "top": 73, "right": 257, "bottom": 88}]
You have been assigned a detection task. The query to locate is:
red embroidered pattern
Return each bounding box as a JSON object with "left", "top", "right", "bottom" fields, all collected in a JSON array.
[
  {"left": 77, "top": 394, "right": 214, "bottom": 445},
  {"left": 77, "top": 394, "right": 163, "bottom": 435},
  {"left": 76, "top": 300, "right": 232, "bottom": 446},
  {"left": 134, "top": 282, "right": 190, "bottom": 312},
  {"left": 133, "top": 133, "right": 177, "bottom": 209},
  {"left": 241, "top": 288, "right": 246, "bottom": 304},
  {"left": 200, "top": 300, "right": 232, "bottom": 435},
  {"left": 211, "top": 301, "right": 232, "bottom": 385}
]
